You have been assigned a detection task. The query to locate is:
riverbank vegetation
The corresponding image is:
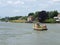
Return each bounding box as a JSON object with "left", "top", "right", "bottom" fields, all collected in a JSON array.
[{"left": 0, "top": 10, "right": 59, "bottom": 23}]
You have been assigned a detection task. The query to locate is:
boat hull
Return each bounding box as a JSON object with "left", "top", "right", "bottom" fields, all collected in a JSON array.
[{"left": 34, "top": 28, "right": 47, "bottom": 31}]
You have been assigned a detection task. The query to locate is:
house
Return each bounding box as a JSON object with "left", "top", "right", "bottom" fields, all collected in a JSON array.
[
  {"left": 5, "top": 17, "right": 9, "bottom": 22},
  {"left": 27, "top": 16, "right": 34, "bottom": 23},
  {"left": 54, "top": 13, "right": 60, "bottom": 22}
]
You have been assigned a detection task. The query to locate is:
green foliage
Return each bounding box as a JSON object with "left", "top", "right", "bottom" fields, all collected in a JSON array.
[
  {"left": 45, "top": 18, "right": 56, "bottom": 23},
  {"left": 34, "top": 11, "right": 40, "bottom": 18},
  {"left": 0, "top": 10, "right": 59, "bottom": 23},
  {"left": 37, "top": 11, "right": 48, "bottom": 22},
  {"left": 0, "top": 18, "right": 5, "bottom": 21},
  {"left": 20, "top": 16, "right": 27, "bottom": 20},
  {"left": 47, "top": 10, "right": 58, "bottom": 18},
  {"left": 28, "top": 13, "right": 34, "bottom": 16},
  {"left": 9, "top": 16, "right": 22, "bottom": 20}
]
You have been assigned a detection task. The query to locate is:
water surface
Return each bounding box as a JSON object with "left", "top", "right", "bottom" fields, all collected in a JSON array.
[{"left": 0, "top": 22, "right": 60, "bottom": 45}]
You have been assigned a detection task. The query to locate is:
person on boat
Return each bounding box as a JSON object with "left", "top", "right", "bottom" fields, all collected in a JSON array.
[
  {"left": 33, "top": 22, "right": 42, "bottom": 29},
  {"left": 33, "top": 23, "right": 47, "bottom": 30},
  {"left": 42, "top": 24, "right": 47, "bottom": 30}
]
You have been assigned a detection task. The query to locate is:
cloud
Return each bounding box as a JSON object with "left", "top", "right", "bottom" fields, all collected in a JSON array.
[
  {"left": 47, "top": 1, "right": 54, "bottom": 4},
  {"left": 14, "top": 1, "right": 24, "bottom": 5},
  {"left": 0, "top": 1, "right": 8, "bottom": 7},
  {"left": 0, "top": 2, "right": 2, "bottom": 4},
  {"left": 52, "top": 0, "right": 60, "bottom": 2},
  {"left": 47, "top": 0, "right": 60, "bottom": 5},
  {"left": 13, "top": 10, "right": 20, "bottom": 13},
  {"left": 7, "top": 1, "right": 13, "bottom": 4},
  {"left": 25, "top": 0, "right": 36, "bottom": 2},
  {"left": 6, "top": 0, "right": 24, "bottom": 5},
  {"left": 49, "top": 0, "right": 60, "bottom": 4}
]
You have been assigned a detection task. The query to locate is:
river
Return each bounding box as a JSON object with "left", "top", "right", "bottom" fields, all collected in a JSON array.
[{"left": 0, "top": 22, "right": 60, "bottom": 45}]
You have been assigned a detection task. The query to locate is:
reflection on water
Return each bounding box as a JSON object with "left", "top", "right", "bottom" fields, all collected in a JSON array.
[{"left": 0, "top": 22, "right": 60, "bottom": 45}]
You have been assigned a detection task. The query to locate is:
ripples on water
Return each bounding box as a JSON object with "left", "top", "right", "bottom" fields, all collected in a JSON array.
[{"left": 0, "top": 22, "right": 60, "bottom": 45}]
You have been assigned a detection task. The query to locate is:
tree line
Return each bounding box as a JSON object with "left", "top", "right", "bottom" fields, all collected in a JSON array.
[
  {"left": 0, "top": 10, "right": 59, "bottom": 23},
  {"left": 28, "top": 10, "right": 58, "bottom": 23}
]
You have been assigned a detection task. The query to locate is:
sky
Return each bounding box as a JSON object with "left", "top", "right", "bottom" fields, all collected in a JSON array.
[{"left": 0, "top": 0, "right": 60, "bottom": 18}]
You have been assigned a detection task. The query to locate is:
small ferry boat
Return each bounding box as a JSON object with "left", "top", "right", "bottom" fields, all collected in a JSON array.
[
  {"left": 34, "top": 28, "right": 47, "bottom": 31},
  {"left": 33, "top": 23, "right": 48, "bottom": 31}
]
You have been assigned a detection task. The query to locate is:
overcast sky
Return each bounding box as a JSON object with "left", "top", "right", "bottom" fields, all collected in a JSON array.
[{"left": 0, "top": 0, "right": 60, "bottom": 17}]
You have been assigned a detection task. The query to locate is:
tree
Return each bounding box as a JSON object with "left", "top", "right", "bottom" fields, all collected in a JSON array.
[
  {"left": 52, "top": 10, "right": 58, "bottom": 17},
  {"left": 34, "top": 11, "right": 40, "bottom": 18},
  {"left": 21, "top": 16, "right": 27, "bottom": 20},
  {"left": 28, "top": 13, "right": 34, "bottom": 16},
  {"left": 47, "top": 11, "right": 58, "bottom": 18},
  {"left": 38, "top": 11, "right": 48, "bottom": 22}
]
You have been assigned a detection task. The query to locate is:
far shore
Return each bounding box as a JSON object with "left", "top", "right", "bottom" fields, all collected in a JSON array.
[{"left": 0, "top": 19, "right": 60, "bottom": 23}]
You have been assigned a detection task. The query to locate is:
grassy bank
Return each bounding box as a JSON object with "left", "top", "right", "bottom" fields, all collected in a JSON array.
[
  {"left": 9, "top": 20, "right": 26, "bottom": 23},
  {"left": 44, "top": 18, "right": 56, "bottom": 23}
]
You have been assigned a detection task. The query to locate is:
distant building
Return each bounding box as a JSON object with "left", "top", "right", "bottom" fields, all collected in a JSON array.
[
  {"left": 54, "top": 13, "right": 60, "bottom": 22},
  {"left": 18, "top": 18, "right": 22, "bottom": 20},
  {"left": 27, "top": 16, "right": 34, "bottom": 23},
  {"left": 0, "top": 17, "right": 1, "bottom": 19},
  {"left": 5, "top": 17, "right": 9, "bottom": 22}
]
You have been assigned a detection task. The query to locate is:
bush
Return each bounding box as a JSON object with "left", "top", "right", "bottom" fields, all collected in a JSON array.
[
  {"left": 45, "top": 18, "right": 56, "bottom": 23},
  {"left": 9, "top": 20, "right": 26, "bottom": 23}
]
